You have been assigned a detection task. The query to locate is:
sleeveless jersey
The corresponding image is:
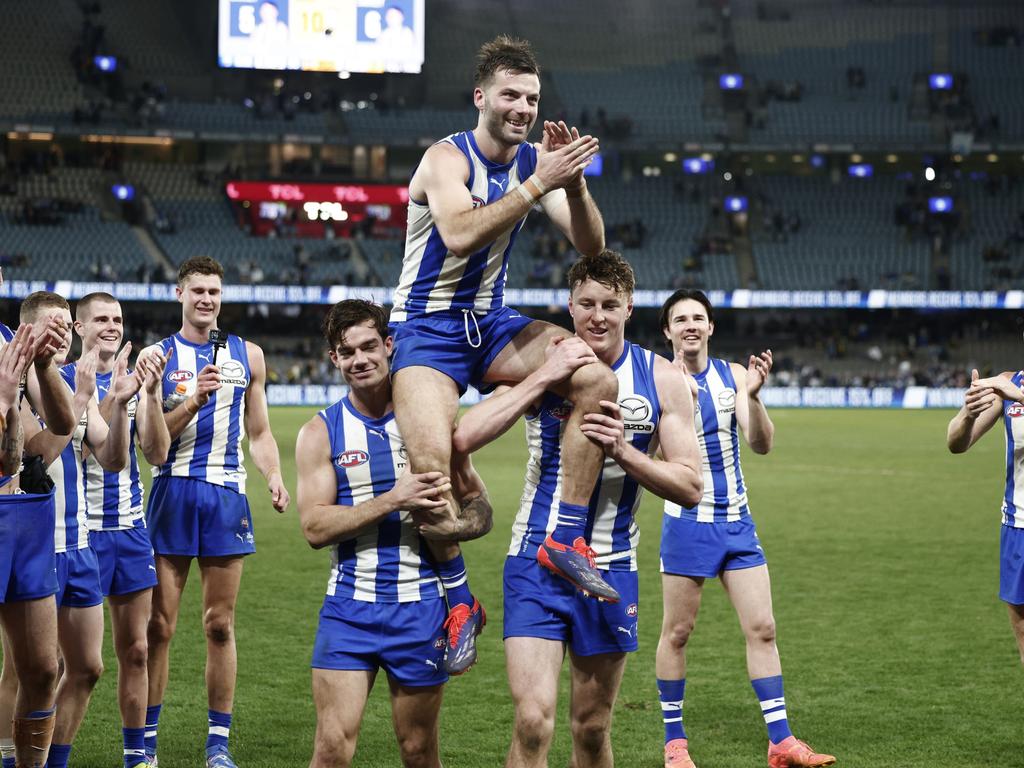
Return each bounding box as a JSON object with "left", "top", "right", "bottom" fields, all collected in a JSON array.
[
  {"left": 50, "top": 364, "right": 88, "bottom": 551},
  {"left": 509, "top": 342, "right": 661, "bottom": 571},
  {"left": 1001, "top": 370, "right": 1024, "bottom": 528},
  {"left": 318, "top": 397, "right": 443, "bottom": 603},
  {"left": 664, "top": 357, "right": 750, "bottom": 523},
  {"left": 391, "top": 131, "right": 538, "bottom": 321},
  {"left": 153, "top": 333, "right": 250, "bottom": 494},
  {"left": 84, "top": 366, "right": 145, "bottom": 531}
]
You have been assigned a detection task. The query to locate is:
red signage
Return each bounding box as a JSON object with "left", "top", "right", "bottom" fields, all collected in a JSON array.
[{"left": 225, "top": 181, "right": 409, "bottom": 206}]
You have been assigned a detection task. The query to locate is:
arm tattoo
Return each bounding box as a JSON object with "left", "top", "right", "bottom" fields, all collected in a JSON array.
[{"left": 456, "top": 494, "right": 493, "bottom": 541}]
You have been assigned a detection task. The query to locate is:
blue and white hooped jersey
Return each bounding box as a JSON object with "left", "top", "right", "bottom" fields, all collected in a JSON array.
[
  {"left": 0, "top": 322, "right": 13, "bottom": 490},
  {"left": 49, "top": 364, "right": 88, "bottom": 552},
  {"left": 152, "top": 333, "right": 250, "bottom": 494},
  {"left": 665, "top": 357, "right": 750, "bottom": 524},
  {"left": 319, "top": 397, "right": 443, "bottom": 603},
  {"left": 509, "top": 342, "right": 661, "bottom": 571},
  {"left": 84, "top": 365, "right": 145, "bottom": 532},
  {"left": 390, "top": 131, "right": 538, "bottom": 322},
  {"left": 1001, "top": 371, "right": 1024, "bottom": 528}
]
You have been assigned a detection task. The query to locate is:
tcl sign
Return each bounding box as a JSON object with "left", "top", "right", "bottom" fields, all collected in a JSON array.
[{"left": 225, "top": 181, "right": 409, "bottom": 206}]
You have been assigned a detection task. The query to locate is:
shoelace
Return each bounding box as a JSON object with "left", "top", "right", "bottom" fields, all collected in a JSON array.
[
  {"left": 572, "top": 539, "right": 599, "bottom": 568},
  {"left": 443, "top": 604, "right": 471, "bottom": 647}
]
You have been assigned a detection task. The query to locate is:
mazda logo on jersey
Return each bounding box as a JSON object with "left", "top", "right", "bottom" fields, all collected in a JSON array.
[
  {"left": 619, "top": 395, "right": 655, "bottom": 432},
  {"left": 218, "top": 360, "right": 248, "bottom": 387},
  {"left": 335, "top": 450, "right": 369, "bottom": 468},
  {"left": 168, "top": 370, "right": 193, "bottom": 383},
  {"left": 717, "top": 389, "right": 736, "bottom": 409},
  {"left": 1009, "top": 403, "right": 1024, "bottom": 417}
]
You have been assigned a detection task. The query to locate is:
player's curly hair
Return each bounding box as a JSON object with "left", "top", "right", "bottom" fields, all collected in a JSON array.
[
  {"left": 658, "top": 289, "right": 715, "bottom": 333},
  {"left": 178, "top": 256, "right": 224, "bottom": 286},
  {"left": 566, "top": 250, "right": 635, "bottom": 297},
  {"left": 475, "top": 35, "right": 540, "bottom": 87},
  {"left": 20, "top": 291, "right": 69, "bottom": 323},
  {"left": 323, "top": 299, "right": 389, "bottom": 352}
]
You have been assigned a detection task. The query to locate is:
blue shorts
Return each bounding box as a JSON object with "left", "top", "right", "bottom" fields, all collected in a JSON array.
[
  {"left": 0, "top": 491, "right": 57, "bottom": 604},
  {"left": 502, "top": 556, "right": 640, "bottom": 657},
  {"left": 90, "top": 527, "right": 158, "bottom": 597},
  {"left": 660, "top": 515, "right": 767, "bottom": 578},
  {"left": 1000, "top": 524, "right": 1024, "bottom": 605},
  {"left": 311, "top": 597, "right": 448, "bottom": 687},
  {"left": 55, "top": 547, "right": 103, "bottom": 608},
  {"left": 147, "top": 476, "right": 255, "bottom": 558},
  {"left": 390, "top": 306, "right": 534, "bottom": 394}
]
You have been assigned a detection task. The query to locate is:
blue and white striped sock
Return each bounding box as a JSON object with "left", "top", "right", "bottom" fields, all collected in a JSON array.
[
  {"left": 206, "top": 710, "right": 232, "bottom": 753},
  {"left": 751, "top": 675, "right": 793, "bottom": 744},
  {"left": 145, "top": 704, "right": 161, "bottom": 757},
  {"left": 657, "top": 678, "right": 687, "bottom": 742},
  {"left": 551, "top": 501, "right": 588, "bottom": 546},
  {"left": 1, "top": 736, "right": 15, "bottom": 768},
  {"left": 122, "top": 727, "right": 146, "bottom": 768},
  {"left": 436, "top": 553, "right": 473, "bottom": 609}
]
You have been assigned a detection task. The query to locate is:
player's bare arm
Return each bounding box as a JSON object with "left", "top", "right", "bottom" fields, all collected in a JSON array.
[
  {"left": 731, "top": 352, "right": 774, "bottom": 454},
  {"left": 412, "top": 450, "right": 493, "bottom": 541},
  {"left": 580, "top": 359, "right": 703, "bottom": 507},
  {"left": 451, "top": 336, "right": 597, "bottom": 454},
  {"left": 0, "top": 325, "right": 34, "bottom": 477},
  {"left": 244, "top": 341, "right": 290, "bottom": 513},
  {"left": 24, "top": 348, "right": 102, "bottom": 468},
  {"left": 297, "top": 415, "right": 451, "bottom": 548},
  {"left": 415, "top": 135, "right": 600, "bottom": 258},
  {"left": 133, "top": 348, "right": 172, "bottom": 466},
  {"left": 947, "top": 368, "right": 1013, "bottom": 453},
  {"left": 540, "top": 120, "right": 605, "bottom": 257},
  {"left": 25, "top": 315, "right": 76, "bottom": 435}
]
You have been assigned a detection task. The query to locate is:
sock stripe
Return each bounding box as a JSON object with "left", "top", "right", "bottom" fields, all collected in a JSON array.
[
  {"left": 759, "top": 697, "right": 786, "bottom": 711},
  {"left": 208, "top": 725, "right": 231, "bottom": 737},
  {"left": 660, "top": 701, "right": 683, "bottom": 711},
  {"left": 764, "top": 709, "right": 789, "bottom": 723}
]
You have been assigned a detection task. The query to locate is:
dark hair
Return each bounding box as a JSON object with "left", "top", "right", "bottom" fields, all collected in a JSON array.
[
  {"left": 76, "top": 291, "right": 119, "bottom": 321},
  {"left": 566, "top": 249, "right": 635, "bottom": 297},
  {"left": 474, "top": 35, "right": 540, "bottom": 87},
  {"left": 178, "top": 256, "right": 225, "bottom": 285},
  {"left": 323, "top": 299, "right": 389, "bottom": 351},
  {"left": 20, "top": 291, "right": 70, "bottom": 323},
  {"left": 659, "top": 289, "right": 715, "bottom": 333}
]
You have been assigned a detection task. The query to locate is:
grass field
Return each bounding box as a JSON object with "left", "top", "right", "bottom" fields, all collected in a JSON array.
[{"left": 35, "top": 407, "right": 1024, "bottom": 767}]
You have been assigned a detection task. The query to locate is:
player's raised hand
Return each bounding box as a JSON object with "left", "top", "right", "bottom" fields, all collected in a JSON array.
[
  {"left": 138, "top": 347, "right": 172, "bottom": 396},
  {"left": 580, "top": 399, "right": 628, "bottom": 460},
  {"left": 541, "top": 336, "right": 598, "bottom": 384},
  {"left": 32, "top": 315, "right": 70, "bottom": 365},
  {"left": 0, "top": 323, "right": 34, "bottom": 412},
  {"left": 74, "top": 346, "right": 101, "bottom": 401},
  {"left": 192, "top": 363, "right": 222, "bottom": 408},
  {"left": 268, "top": 471, "right": 290, "bottom": 513},
  {"left": 390, "top": 470, "right": 451, "bottom": 511},
  {"left": 972, "top": 371, "right": 1023, "bottom": 404},
  {"left": 534, "top": 134, "right": 600, "bottom": 192},
  {"left": 746, "top": 349, "right": 772, "bottom": 396}
]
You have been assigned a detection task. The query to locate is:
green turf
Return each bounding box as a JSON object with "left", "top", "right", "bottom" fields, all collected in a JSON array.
[{"left": 13, "top": 407, "right": 1024, "bottom": 767}]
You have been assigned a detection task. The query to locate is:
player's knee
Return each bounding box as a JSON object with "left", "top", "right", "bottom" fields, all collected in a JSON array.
[
  {"left": 396, "top": 730, "right": 437, "bottom": 768},
  {"left": 513, "top": 703, "right": 556, "bottom": 753},
  {"left": 664, "top": 618, "right": 696, "bottom": 649},
  {"left": 120, "top": 637, "right": 149, "bottom": 671},
  {"left": 203, "top": 609, "right": 234, "bottom": 646},
  {"left": 312, "top": 734, "right": 355, "bottom": 768},
  {"left": 568, "top": 361, "right": 618, "bottom": 402},
  {"left": 570, "top": 713, "right": 610, "bottom": 758},
  {"left": 68, "top": 656, "right": 104, "bottom": 691},
  {"left": 747, "top": 617, "right": 776, "bottom": 646},
  {"left": 19, "top": 655, "right": 58, "bottom": 697},
  {"left": 147, "top": 611, "right": 177, "bottom": 647}
]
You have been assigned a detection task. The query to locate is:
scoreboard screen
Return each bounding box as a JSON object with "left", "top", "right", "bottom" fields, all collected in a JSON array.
[{"left": 218, "top": 0, "right": 425, "bottom": 74}]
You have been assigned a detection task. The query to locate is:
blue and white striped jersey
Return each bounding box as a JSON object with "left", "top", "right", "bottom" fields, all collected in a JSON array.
[
  {"left": 49, "top": 364, "right": 88, "bottom": 552},
  {"left": 319, "top": 397, "right": 443, "bottom": 603},
  {"left": 1001, "top": 371, "right": 1024, "bottom": 528},
  {"left": 84, "top": 365, "right": 145, "bottom": 531},
  {"left": 509, "top": 342, "right": 661, "bottom": 571},
  {"left": 391, "top": 131, "right": 538, "bottom": 322},
  {"left": 152, "top": 333, "right": 250, "bottom": 494},
  {"left": 665, "top": 357, "right": 750, "bottom": 524}
]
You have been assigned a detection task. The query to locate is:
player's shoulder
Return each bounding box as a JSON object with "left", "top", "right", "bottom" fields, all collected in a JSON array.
[
  {"left": 651, "top": 354, "right": 692, "bottom": 403},
  {"left": 243, "top": 338, "right": 265, "bottom": 360},
  {"left": 296, "top": 410, "right": 330, "bottom": 454}
]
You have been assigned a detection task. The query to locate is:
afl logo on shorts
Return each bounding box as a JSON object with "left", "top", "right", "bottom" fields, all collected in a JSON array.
[
  {"left": 625, "top": 603, "right": 638, "bottom": 617},
  {"left": 335, "top": 450, "right": 369, "bottom": 468},
  {"left": 168, "top": 370, "right": 193, "bottom": 383},
  {"left": 548, "top": 402, "right": 573, "bottom": 421},
  {"left": 619, "top": 396, "right": 655, "bottom": 433},
  {"left": 1009, "top": 403, "right": 1024, "bottom": 418},
  {"left": 433, "top": 636, "right": 446, "bottom": 650}
]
